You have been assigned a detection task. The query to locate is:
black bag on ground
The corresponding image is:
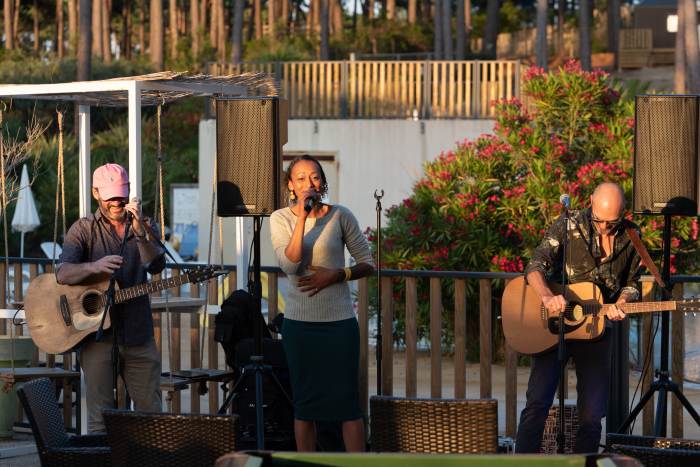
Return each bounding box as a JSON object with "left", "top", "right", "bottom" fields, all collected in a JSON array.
[{"left": 214, "top": 289, "right": 271, "bottom": 369}]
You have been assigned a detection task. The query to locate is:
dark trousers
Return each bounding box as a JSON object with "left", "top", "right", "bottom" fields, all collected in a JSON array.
[{"left": 515, "top": 329, "right": 613, "bottom": 454}]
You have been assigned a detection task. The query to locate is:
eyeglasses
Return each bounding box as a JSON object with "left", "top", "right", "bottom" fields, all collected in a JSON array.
[{"left": 590, "top": 214, "right": 623, "bottom": 227}]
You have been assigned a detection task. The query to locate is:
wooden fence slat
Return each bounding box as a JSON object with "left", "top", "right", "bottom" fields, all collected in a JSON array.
[
  {"left": 454, "top": 278, "right": 466, "bottom": 399},
  {"left": 457, "top": 62, "right": 463, "bottom": 117},
  {"left": 408, "top": 62, "right": 414, "bottom": 117},
  {"left": 672, "top": 284, "right": 684, "bottom": 438},
  {"left": 448, "top": 62, "right": 455, "bottom": 117},
  {"left": 358, "top": 277, "right": 369, "bottom": 416},
  {"left": 320, "top": 61, "right": 326, "bottom": 117},
  {"left": 432, "top": 62, "right": 438, "bottom": 118},
  {"left": 480, "top": 278, "right": 492, "bottom": 399},
  {"left": 440, "top": 62, "right": 447, "bottom": 116},
  {"left": 381, "top": 276, "right": 394, "bottom": 396},
  {"left": 430, "top": 277, "right": 442, "bottom": 399},
  {"left": 405, "top": 277, "right": 418, "bottom": 398},
  {"left": 416, "top": 62, "right": 422, "bottom": 118},
  {"left": 641, "top": 281, "right": 655, "bottom": 436}
]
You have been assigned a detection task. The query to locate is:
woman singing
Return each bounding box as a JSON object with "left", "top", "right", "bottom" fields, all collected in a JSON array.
[{"left": 270, "top": 154, "right": 375, "bottom": 452}]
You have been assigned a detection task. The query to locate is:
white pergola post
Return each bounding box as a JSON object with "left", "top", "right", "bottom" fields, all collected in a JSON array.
[
  {"left": 78, "top": 105, "right": 91, "bottom": 218},
  {"left": 128, "top": 81, "right": 142, "bottom": 200}
]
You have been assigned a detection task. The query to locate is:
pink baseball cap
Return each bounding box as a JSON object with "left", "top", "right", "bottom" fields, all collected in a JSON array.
[{"left": 93, "top": 163, "right": 129, "bottom": 200}]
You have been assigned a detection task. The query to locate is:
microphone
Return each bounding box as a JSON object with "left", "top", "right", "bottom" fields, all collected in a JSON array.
[
  {"left": 559, "top": 194, "right": 571, "bottom": 210},
  {"left": 127, "top": 197, "right": 141, "bottom": 220},
  {"left": 304, "top": 191, "right": 315, "bottom": 213}
]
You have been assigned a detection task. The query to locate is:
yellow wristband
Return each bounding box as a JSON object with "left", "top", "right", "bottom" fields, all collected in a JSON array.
[{"left": 343, "top": 267, "right": 352, "bottom": 282}]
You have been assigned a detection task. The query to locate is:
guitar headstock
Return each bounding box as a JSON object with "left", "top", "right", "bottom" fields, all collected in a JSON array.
[
  {"left": 680, "top": 295, "right": 700, "bottom": 316},
  {"left": 188, "top": 266, "right": 229, "bottom": 283}
]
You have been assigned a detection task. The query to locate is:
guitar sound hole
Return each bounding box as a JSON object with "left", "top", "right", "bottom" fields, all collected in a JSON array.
[{"left": 82, "top": 293, "right": 103, "bottom": 315}]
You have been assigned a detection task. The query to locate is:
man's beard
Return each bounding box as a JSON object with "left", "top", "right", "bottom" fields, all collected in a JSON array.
[{"left": 100, "top": 203, "right": 126, "bottom": 221}]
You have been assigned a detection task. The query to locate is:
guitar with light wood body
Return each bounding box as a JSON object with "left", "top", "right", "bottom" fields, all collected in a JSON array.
[
  {"left": 24, "top": 267, "right": 226, "bottom": 355},
  {"left": 501, "top": 276, "right": 696, "bottom": 357}
]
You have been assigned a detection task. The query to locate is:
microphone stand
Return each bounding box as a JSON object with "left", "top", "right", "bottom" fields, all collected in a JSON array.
[
  {"left": 557, "top": 205, "right": 570, "bottom": 454},
  {"left": 95, "top": 211, "right": 132, "bottom": 409},
  {"left": 374, "top": 190, "right": 384, "bottom": 396}
]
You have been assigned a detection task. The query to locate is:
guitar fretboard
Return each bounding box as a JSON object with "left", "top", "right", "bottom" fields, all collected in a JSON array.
[
  {"left": 577, "top": 301, "right": 676, "bottom": 316},
  {"left": 115, "top": 274, "right": 190, "bottom": 302}
]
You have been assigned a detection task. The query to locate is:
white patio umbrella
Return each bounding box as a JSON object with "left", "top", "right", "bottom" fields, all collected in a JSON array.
[{"left": 11, "top": 165, "right": 40, "bottom": 257}]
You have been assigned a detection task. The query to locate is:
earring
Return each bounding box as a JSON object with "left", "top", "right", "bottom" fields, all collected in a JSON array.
[{"left": 290, "top": 191, "right": 296, "bottom": 200}]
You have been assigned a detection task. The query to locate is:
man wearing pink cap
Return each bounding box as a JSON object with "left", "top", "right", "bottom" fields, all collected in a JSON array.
[{"left": 56, "top": 163, "right": 166, "bottom": 433}]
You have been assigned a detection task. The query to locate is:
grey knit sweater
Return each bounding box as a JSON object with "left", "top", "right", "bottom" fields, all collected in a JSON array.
[{"left": 270, "top": 205, "right": 374, "bottom": 322}]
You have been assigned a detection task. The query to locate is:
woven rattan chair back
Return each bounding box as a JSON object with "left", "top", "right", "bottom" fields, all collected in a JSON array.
[
  {"left": 16, "top": 377, "right": 70, "bottom": 450},
  {"left": 103, "top": 409, "right": 241, "bottom": 467},
  {"left": 370, "top": 396, "right": 499, "bottom": 454},
  {"left": 607, "top": 433, "right": 700, "bottom": 452},
  {"left": 610, "top": 444, "right": 700, "bottom": 467}
]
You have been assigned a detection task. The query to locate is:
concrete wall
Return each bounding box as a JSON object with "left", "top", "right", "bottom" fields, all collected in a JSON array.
[{"left": 198, "top": 119, "right": 495, "bottom": 268}]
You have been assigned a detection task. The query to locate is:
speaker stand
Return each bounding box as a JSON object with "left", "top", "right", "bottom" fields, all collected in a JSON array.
[{"left": 617, "top": 214, "right": 700, "bottom": 435}]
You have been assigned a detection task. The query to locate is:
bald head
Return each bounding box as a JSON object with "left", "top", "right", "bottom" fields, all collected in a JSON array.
[{"left": 590, "top": 183, "right": 626, "bottom": 233}]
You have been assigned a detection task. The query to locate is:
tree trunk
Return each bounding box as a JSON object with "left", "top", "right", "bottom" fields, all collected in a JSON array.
[
  {"left": 368, "top": 0, "right": 374, "bottom": 20},
  {"left": 333, "top": 0, "right": 342, "bottom": 37},
  {"left": 231, "top": 0, "right": 244, "bottom": 61},
  {"left": 282, "top": 0, "right": 288, "bottom": 28},
  {"left": 579, "top": 0, "right": 591, "bottom": 70},
  {"left": 247, "top": 0, "right": 254, "bottom": 41},
  {"left": 4, "top": 0, "right": 13, "bottom": 50},
  {"left": 151, "top": 0, "right": 164, "bottom": 70},
  {"left": 674, "top": 1, "right": 686, "bottom": 94},
  {"left": 313, "top": 0, "right": 320, "bottom": 35},
  {"left": 78, "top": 0, "right": 92, "bottom": 81},
  {"left": 269, "top": 0, "right": 276, "bottom": 36},
  {"left": 386, "top": 0, "right": 395, "bottom": 19},
  {"left": 255, "top": 0, "right": 262, "bottom": 38},
  {"left": 13, "top": 0, "right": 20, "bottom": 46},
  {"left": 103, "top": 0, "right": 112, "bottom": 62},
  {"left": 191, "top": 0, "right": 199, "bottom": 60},
  {"left": 211, "top": 0, "right": 218, "bottom": 51},
  {"left": 442, "top": 0, "right": 452, "bottom": 59},
  {"left": 68, "top": 0, "right": 77, "bottom": 55},
  {"left": 608, "top": 0, "right": 619, "bottom": 69},
  {"left": 122, "top": 0, "right": 131, "bottom": 59},
  {"left": 434, "top": 0, "right": 442, "bottom": 59},
  {"left": 536, "top": 0, "right": 547, "bottom": 69},
  {"left": 683, "top": 0, "right": 700, "bottom": 93},
  {"left": 307, "top": 0, "right": 314, "bottom": 31},
  {"left": 169, "top": 0, "right": 178, "bottom": 59},
  {"left": 557, "top": 0, "right": 565, "bottom": 54},
  {"left": 408, "top": 0, "right": 416, "bottom": 23},
  {"left": 200, "top": 0, "right": 207, "bottom": 41},
  {"left": 218, "top": 0, "right": 225, "bottom": 59},
  {"left": 93, "top": 0, "right": 103, "bottom": 57},
  {"left": 34, "top": 0, "right": 39, "bottom": 58},
  {"left": 465, "top": 0, "right": 470, "bottom": 51},
  {"left": 483, "top": 0, "right": 499, "bottom": 59},
  {"left": 320, "top": 0, "right": 329, "bottom": 59},
  {"left": 139, "top": 0, "right": 146, "bottom": 54},
  {"left": 456, "top": 0, "right": 464, "bottom": 59},
  {"left": 57, "top": 0, "right": 65, "bottom": 57}
]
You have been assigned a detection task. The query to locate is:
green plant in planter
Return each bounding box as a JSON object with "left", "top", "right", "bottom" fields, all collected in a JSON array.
[{"left": 365, "top": 61, "right": 699, "bottom": 362}]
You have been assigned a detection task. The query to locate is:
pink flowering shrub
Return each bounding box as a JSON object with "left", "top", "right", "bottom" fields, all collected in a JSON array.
[{"left": 368, "top": 61, "right": 699, "bottom": 359}]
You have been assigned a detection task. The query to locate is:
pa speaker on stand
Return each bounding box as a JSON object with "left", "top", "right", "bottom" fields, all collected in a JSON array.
[
  {"left": 215, "top": 96, "right": 294, "bottom": 451},
  {"left": 616, "top": 95, "right": 700, "bottom": 437}
]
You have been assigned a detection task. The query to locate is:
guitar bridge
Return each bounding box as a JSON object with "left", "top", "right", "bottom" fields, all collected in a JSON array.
[
  {"left": 541, "top": 304, "right": 547, "bottom": 321},
  {"left": 60, "top": 295, "right": 72, "bottom": 326}
]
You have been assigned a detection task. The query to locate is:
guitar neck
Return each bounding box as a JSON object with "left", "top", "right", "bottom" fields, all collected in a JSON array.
[
  {"left": 601, "top": 301, "right": 676, "bottom": 315},
  {"left": 115, "top": 273, "right": 191, "bottom": 302}
]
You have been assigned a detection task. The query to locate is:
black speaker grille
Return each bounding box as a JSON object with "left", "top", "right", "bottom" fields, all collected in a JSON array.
[
  {"left": 216, "top": 98, "right": 282, "bottom": 217},
  {"left": 633, "top": 95, "right": 700, "bottom": 216}
]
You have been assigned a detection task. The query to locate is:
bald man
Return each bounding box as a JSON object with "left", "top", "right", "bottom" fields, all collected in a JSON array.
[{"left": 514, "top": 182, "right": 642, "bottom": 454}]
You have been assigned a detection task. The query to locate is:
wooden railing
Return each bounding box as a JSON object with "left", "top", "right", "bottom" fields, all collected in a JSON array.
[
  {"left": 207, "top": 60, "right": 524, "bottom": 119},
  {"left": 0, "top": 258, "right": 691, "bottom": 439}
]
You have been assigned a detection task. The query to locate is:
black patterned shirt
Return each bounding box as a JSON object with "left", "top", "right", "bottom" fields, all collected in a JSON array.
[
  {"left": 56, "top": 210, "right": 166, "bottom": 345},
  {"left": 524, "top": 208, "right": 642, "bottom": 305}
]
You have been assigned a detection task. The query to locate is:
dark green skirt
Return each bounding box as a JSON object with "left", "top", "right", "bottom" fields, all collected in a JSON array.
[{"left": 281, "top": 317, "right": 362, "bottom": 422}]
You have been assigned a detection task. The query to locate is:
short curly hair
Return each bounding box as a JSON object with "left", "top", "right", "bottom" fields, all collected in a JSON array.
[{"left": 283, "top": 154, "right": 329, "bottom": 205}]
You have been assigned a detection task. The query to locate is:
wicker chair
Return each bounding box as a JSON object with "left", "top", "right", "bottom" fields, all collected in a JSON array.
[
  {"left": 606, "top": 433, "right": 700, "bottom": 467},
  {"left": 103, "top": 409, "right": 241, "bottom": 467},
  {"left": 369, "top": 395, "right": 498, "bottom": 454},
  {"left": 16, "top": 378, "right": 111, "bottom": 467}
]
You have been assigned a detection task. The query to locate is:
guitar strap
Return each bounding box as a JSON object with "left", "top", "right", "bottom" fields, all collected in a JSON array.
[{"left": 622, "top": 219, "right": 672, "bottom": 299}]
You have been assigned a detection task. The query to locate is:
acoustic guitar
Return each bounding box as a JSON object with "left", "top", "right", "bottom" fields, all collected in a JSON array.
[
  {"left": 24, "top": 267, "right": 226, "bottom": 355},
  {"left": 501, "top": 276, "right": 698, "bottom": 357}
]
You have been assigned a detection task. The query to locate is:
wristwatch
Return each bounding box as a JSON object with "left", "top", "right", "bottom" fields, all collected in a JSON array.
[{"left": 135, "top": 234, "right": 149, "bottom": 243}]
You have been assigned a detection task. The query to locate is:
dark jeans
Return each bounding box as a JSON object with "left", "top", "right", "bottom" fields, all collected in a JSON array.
[{"left": 515, "top": 328, "right": 613, "bottom": 454}]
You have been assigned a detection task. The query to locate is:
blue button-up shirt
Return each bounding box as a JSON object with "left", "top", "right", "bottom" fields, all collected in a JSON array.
[{"left": 56, "top": 210, "right": 166, "bottom": 345}]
